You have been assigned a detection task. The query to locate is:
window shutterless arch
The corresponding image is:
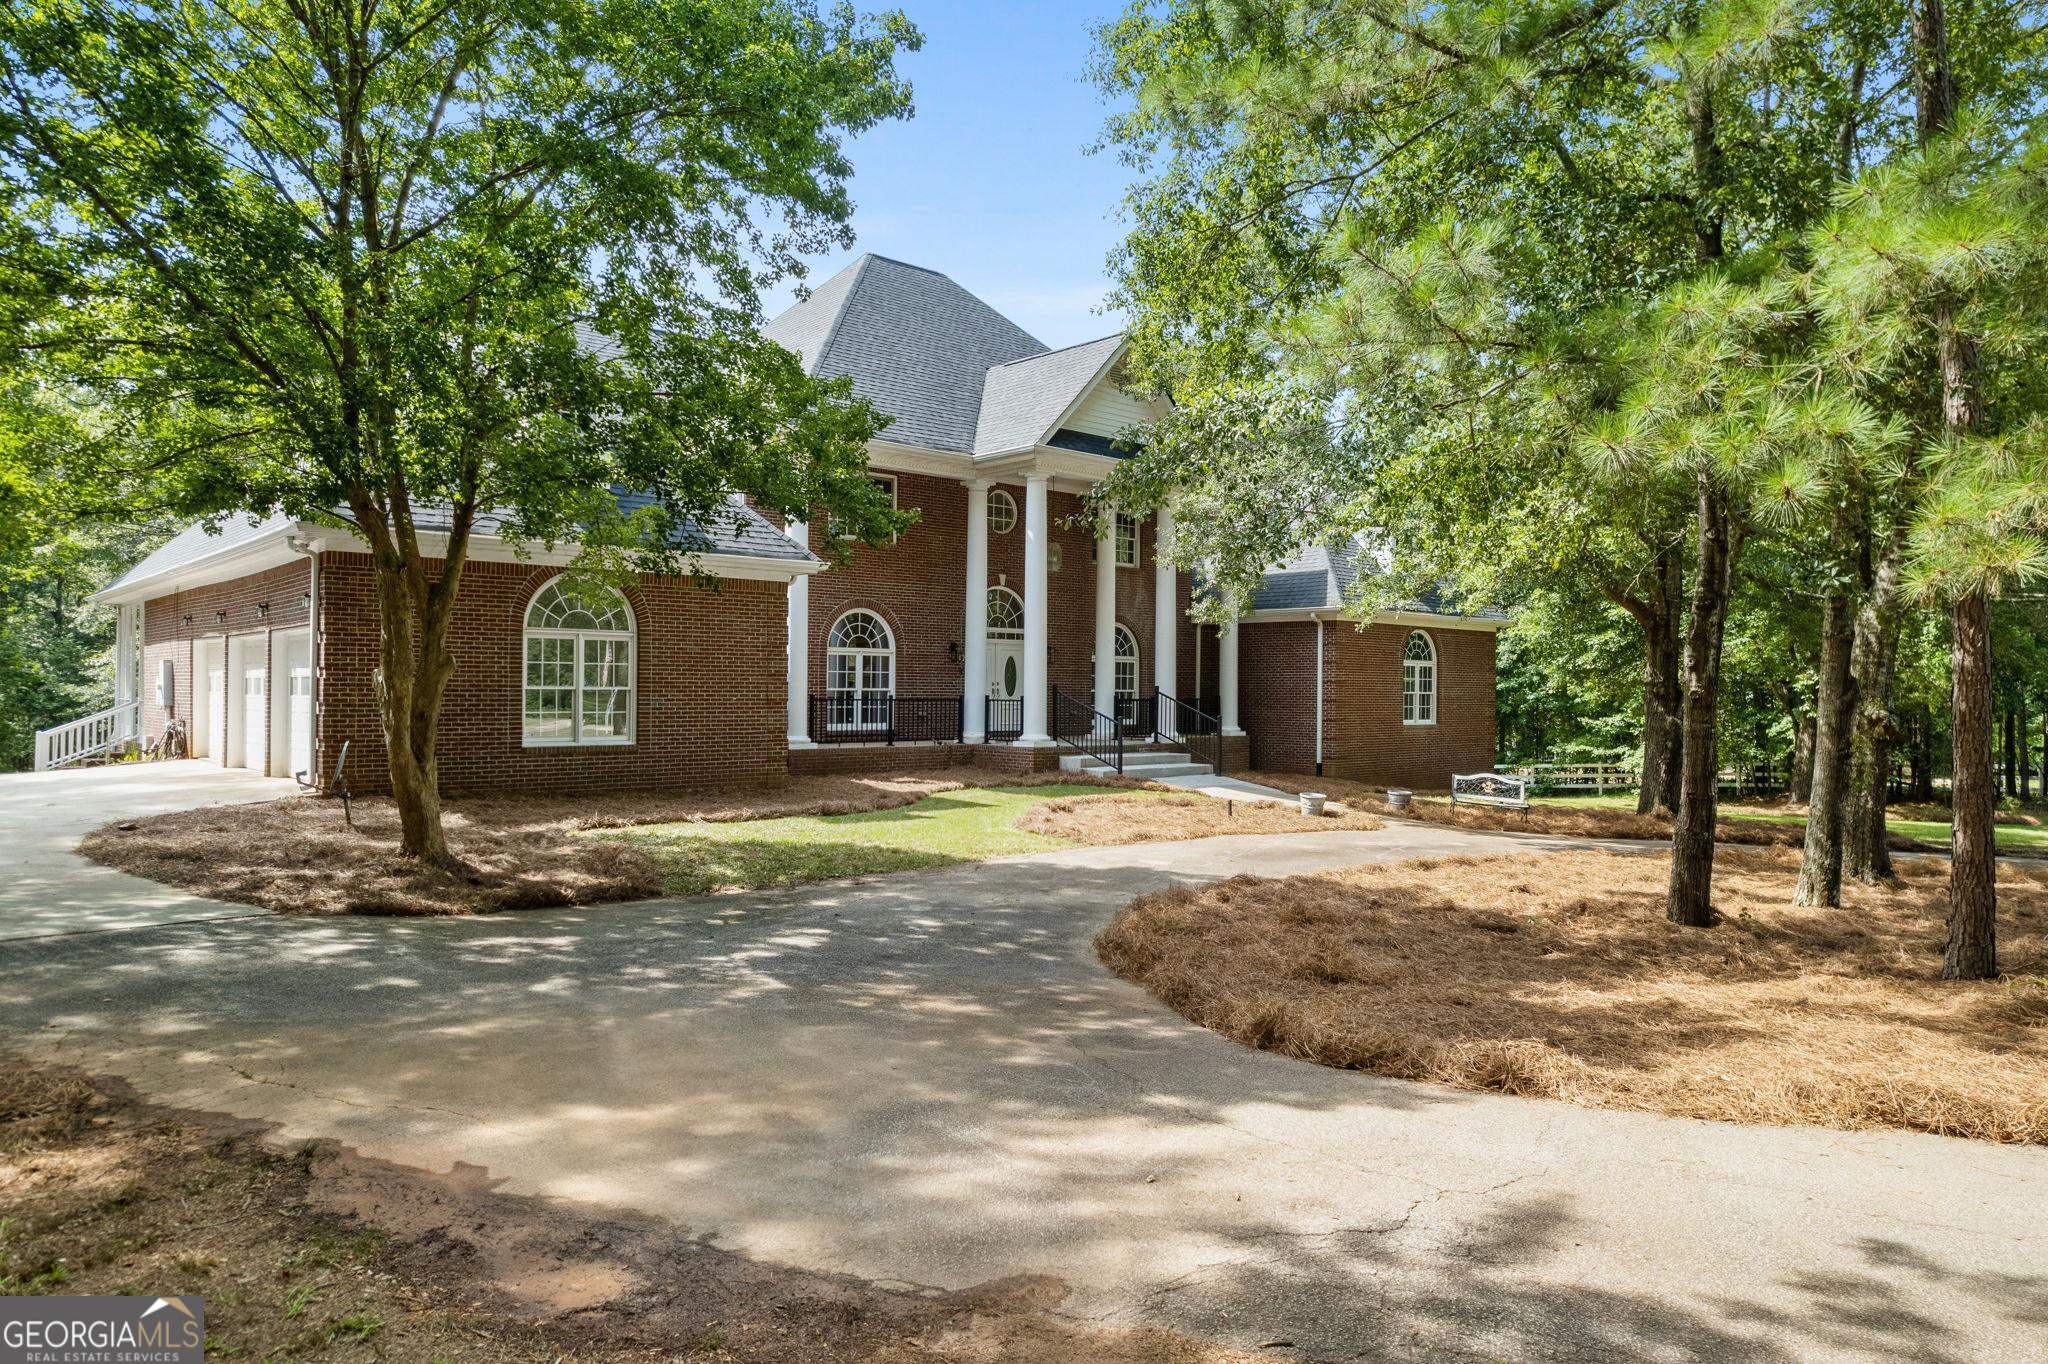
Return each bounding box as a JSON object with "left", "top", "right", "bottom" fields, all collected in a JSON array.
[
  {"left": 1402, "top": 629, "right": 1436, "bottom": 725},
  {"left": 825, "top": 608, "right": 895, "bottom": 730},
  {"left": 523, "top": 578, "right": 636, "bottom": 746}
]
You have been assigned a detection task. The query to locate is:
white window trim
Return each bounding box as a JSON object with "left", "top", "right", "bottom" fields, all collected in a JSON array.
[
  {"left": 1402, "top": 630, "right": 1437, "bottom": 727},
  {"left": 825, "top": 608, "right": 896, "bottom": 731},
  {"left": 1114, "top": 513, "right": 1140, "bottom": 569},
  {"left": 522, "top": 582, "right": 637, "bottom": 748},
  {"left": 988, "top": 488, "right": 1018, "bottom": 535},
  {"left": 987, "top": 586, "right": 1025, "bottom": 639}
]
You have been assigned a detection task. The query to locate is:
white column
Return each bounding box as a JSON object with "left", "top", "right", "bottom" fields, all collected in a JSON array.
[
  {"left": 962, "top": 479, "right": 990, "bottom": 741},
  {"left": 1219, "top": 614, "right": 1243, "bottom": 735},
  {"left": 1021, "top": 473, "right": 1051, "bottom": 744},
  {"left": 1152, "top": 506, "right": 1177, "bottom": 734},
  {"left": 1093, "top": 509, "right": 1117, "bottom": 715},
  {"left": 786, "top": 518, "right": 811, "bottom": 745}
]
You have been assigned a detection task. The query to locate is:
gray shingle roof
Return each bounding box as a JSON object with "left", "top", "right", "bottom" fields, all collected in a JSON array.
[
  {"left": 102, "top": 495, "right": 807, "bottom": 598},
  {"left": 102, "top": 513, "right": 296, "bottom": 596},
  {"left": 762, "top": 254, "right": 1049, "bottom": 452},
  {"left": 1251, "top": 541, "right": 1505, "bottom": 619},
  {"left": 973, "top": 334, "right": 1124, "bottom": 455}
]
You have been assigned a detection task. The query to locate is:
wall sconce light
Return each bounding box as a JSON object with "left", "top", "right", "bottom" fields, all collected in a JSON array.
[
  {"left": 213, "top": 610, "right": 226, "bottom": 624},
  {"left": 256, "top": 602, "right": 270, "bottom": 619},
  {"left": 180, "top": 614, "right": 192, "bottom": 627},
  {"left": 946, "top": 640, "right": 959, "bottom": 663}
]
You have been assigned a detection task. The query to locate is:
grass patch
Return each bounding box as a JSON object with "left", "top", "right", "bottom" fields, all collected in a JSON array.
[
  {"left": 607, "top": 784, "right": 1120, "bottom": 895},
  {"left": 1098, "top": 848, "right": 2048, "bottom": 1143}
]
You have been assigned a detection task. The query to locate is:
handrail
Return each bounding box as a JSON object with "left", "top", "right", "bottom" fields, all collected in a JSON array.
[
  {"left": 34, "top": 700, "right": 141, "bottom": 771},
  {"left": 1050, "top": 685, "right": 1123, "bottom": 773},
  {"left": 984, "top": 695, "right": 1023, "bottom": 743},
  {"left": 1154, "top": 689, "right": 1223, "bottom": 776}
]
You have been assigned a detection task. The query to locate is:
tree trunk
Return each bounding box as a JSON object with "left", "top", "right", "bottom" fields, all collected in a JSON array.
[
  {"left": 1668, "top": 477, "right": 1734, "bottom": 927},
  {"left": 2021, "top": 695, "right": 2033, "bottom": 801},
  {"left": 1844, "top": 524, "right": 1906, "bottom": 882},
  {"left": 1789, "top": 708, "right": 1816, "bottom": 803},
  {"left": 369, "top": 556, "right": 462, "bottom": 868},
  {"left": 1796, "top": 586, "right": 1857, "bottom": 906},
  {"left": 1637, "top": 548, "right": 1685, "bottom": 816},
  {"left": 1946, "top": 590, "right": 1998, "bottom": 978}
]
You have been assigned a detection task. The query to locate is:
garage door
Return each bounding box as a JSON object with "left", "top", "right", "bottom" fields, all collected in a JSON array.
[
  {"left": 240, "top": 656, "right": 267, "bottom": 772},
  {"left": 284, "top": 634, "right": 312, "bottom": 781}
]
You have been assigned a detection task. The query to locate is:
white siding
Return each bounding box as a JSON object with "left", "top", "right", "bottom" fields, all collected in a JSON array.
[{"left": 1065, "top": 380, "right": 1163, "bottom": 440}]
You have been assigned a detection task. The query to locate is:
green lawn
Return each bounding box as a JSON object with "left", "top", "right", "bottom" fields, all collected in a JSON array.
[
  {"left": 601, "top": 784, "right": 1142, "bottom": 895},
  {"left": 1530, "top": 792, "right": 2048, "bottom": 853}
]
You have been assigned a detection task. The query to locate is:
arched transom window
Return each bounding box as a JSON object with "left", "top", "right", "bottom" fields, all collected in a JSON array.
[
  {"left": 1402, "top": 630, "right": 1436, "bottom": 725},
  {"left": 987, "top": 586, "right": 1024, "bottom": 639},
  {"left": 827, "top": 609, "right": 894, "bottom": 729},
  {"left": 524, "top": 579, "right": 635, "bottom": 746}
]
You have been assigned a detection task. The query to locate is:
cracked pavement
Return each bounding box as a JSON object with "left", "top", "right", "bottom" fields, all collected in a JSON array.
[{"left": 3, "top": 762, "right": 2046, "bottom": 1362}]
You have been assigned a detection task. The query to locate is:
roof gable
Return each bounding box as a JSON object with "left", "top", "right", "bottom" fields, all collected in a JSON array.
[{"left": 973, "top": 334, "right": 1126, "bottom": 455}]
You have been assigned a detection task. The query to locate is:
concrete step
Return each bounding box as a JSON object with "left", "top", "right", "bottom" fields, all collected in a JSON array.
[{"left": 1060, "top": 750, "right": 1215, "bottom": 780}]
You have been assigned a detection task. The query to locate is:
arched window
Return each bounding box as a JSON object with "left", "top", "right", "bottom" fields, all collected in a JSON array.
[
  {"left": 987, "top": 586, "right": 1024, "bottom": 638},
  {"left": 827, "top": 609, "right": 894, "bottom": 729},
  {"left": 524, "top": 579, "right": 635, "bottom": 746},
  {"left": 1113, "top": 624, "right": 1140, "bottom": 701},
  {"left": 988, "top": 489, "right": 1018, "bottom": 535},
  {"left": 1402, "top": 630, "right": 1436, "bottom": 725}
]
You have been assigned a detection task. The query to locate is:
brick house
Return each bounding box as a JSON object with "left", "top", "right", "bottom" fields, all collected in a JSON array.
[{"left": 75, "top": 254, "right": 1501, "bottom": 792}]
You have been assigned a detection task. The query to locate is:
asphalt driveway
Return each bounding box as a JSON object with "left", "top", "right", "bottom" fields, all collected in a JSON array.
[{"left": 1, "top": 765, "right": 2044, "bottom": 1362}]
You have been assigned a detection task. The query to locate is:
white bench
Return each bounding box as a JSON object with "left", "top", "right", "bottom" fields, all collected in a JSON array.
[{"left": 1451, "top": 772, "right": 1530, "bottom": 811}]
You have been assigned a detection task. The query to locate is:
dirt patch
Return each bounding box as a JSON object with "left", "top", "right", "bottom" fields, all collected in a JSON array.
[
  {"left": 1240, "top": 771, "right": 1937, "bottom": 851},
  {"left": 0, "top": 1054, "right": 1261, "bottom": 1363},
  {"left": 1019, "top": 792, "right": 1381, "bottom": 845},
  {"left": 1097, "top": 848, "right": 2048, "bottom": 1143},
  {"left": 80, "top": 769, "right": 1158, "bottom": 917}
]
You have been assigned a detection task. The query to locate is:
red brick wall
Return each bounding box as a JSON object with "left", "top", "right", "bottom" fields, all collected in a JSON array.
[
  {"left": 315, "top": 552, "right": 788, "bottom": 797},
  {"left": 1324, "top": 622, "right": 1497, "bottom": 790},
  {"left": 804, "top": 473, "right": 1171, "bottom": 708},
  {"left": 1238, "top": 621, "right": 1319, "bottom": 774},
  {"left": 139, "top": 562, "right": 313, "bottom": 771},
  {"left": 788, "top": 742, "right": 1062, "bottom": 776}
]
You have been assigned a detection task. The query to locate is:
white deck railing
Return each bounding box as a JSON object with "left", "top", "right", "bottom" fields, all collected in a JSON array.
[{"left": 33, "top": 700, "right": 140, "bottom": 772}]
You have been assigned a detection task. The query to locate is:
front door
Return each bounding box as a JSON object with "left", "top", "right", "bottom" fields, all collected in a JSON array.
[{"left": 986, "top": 641, "right": 1023, "bottom": 700}]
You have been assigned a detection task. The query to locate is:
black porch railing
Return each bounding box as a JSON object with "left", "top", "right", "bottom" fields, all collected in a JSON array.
[
  {"left": 984, "top": 695, "right": 1024, "bottom": 742},
  {"left": 1051, "top": 685, "right": 1123, "bottom": 773},
  {"left": 1115, "top": 692, "right": 1156, "bottom": 739},
  {"left": 1155, "top": 689, "right": 1224, "bottom": 776},
  {"left": 809, "top": 694, "right": 963, "bottom": 745}
]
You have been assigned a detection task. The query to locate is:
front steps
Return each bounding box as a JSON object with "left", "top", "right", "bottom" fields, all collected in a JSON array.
[{"left": 1060, "top": 748, "right": 1215, "bottom": 780}]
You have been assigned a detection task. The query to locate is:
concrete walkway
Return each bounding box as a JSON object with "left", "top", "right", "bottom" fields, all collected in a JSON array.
[{"left": 2, "top": 766, "right": 2044, "bottom": 1362}]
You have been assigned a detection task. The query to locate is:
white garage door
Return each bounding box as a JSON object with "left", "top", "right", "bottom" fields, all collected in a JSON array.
[
  {"left": 284, "top": 634, "right": 313, "bottom": 781},
  {"left": 240, "top": 657, "right": 267, "bottom": 772}
]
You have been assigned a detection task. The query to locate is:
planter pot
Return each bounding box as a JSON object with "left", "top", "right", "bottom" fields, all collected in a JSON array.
[
  {"left": 1299, "top": 792, "right": 1327, "bottom": 818},
  {"left": 1387, "top": 788, "right": 1413, "bottom": 812}
]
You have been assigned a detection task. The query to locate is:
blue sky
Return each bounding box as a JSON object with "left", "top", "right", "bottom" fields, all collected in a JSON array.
[{"left": 758, "top": 0, "right": 1138, "bottom": 348}]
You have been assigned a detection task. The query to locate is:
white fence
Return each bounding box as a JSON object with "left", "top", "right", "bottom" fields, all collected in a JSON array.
[
  {"left": 33, "top": 701, "right": 140, "bottom": 772},
  {"left": 1505, "top": 763, "right": 1637, "bottom": 793}
]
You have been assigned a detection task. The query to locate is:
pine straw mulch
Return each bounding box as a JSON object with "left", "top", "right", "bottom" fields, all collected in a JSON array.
[
  {"left": 1016, "top": 791, "right": 1381, "bottom": 844},
  {"left": 1240, "top": 771, "right": 1939, "bottom": 851},
  {"left": 1098, "top": 847, "right": 2048, "bottom": 1144},
  {"left": 77, "top": 769, "right": 1283, "bottom": 918},
  {"left": 0, "top": 1054, "right": 1259, "bottom": 1364}
]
